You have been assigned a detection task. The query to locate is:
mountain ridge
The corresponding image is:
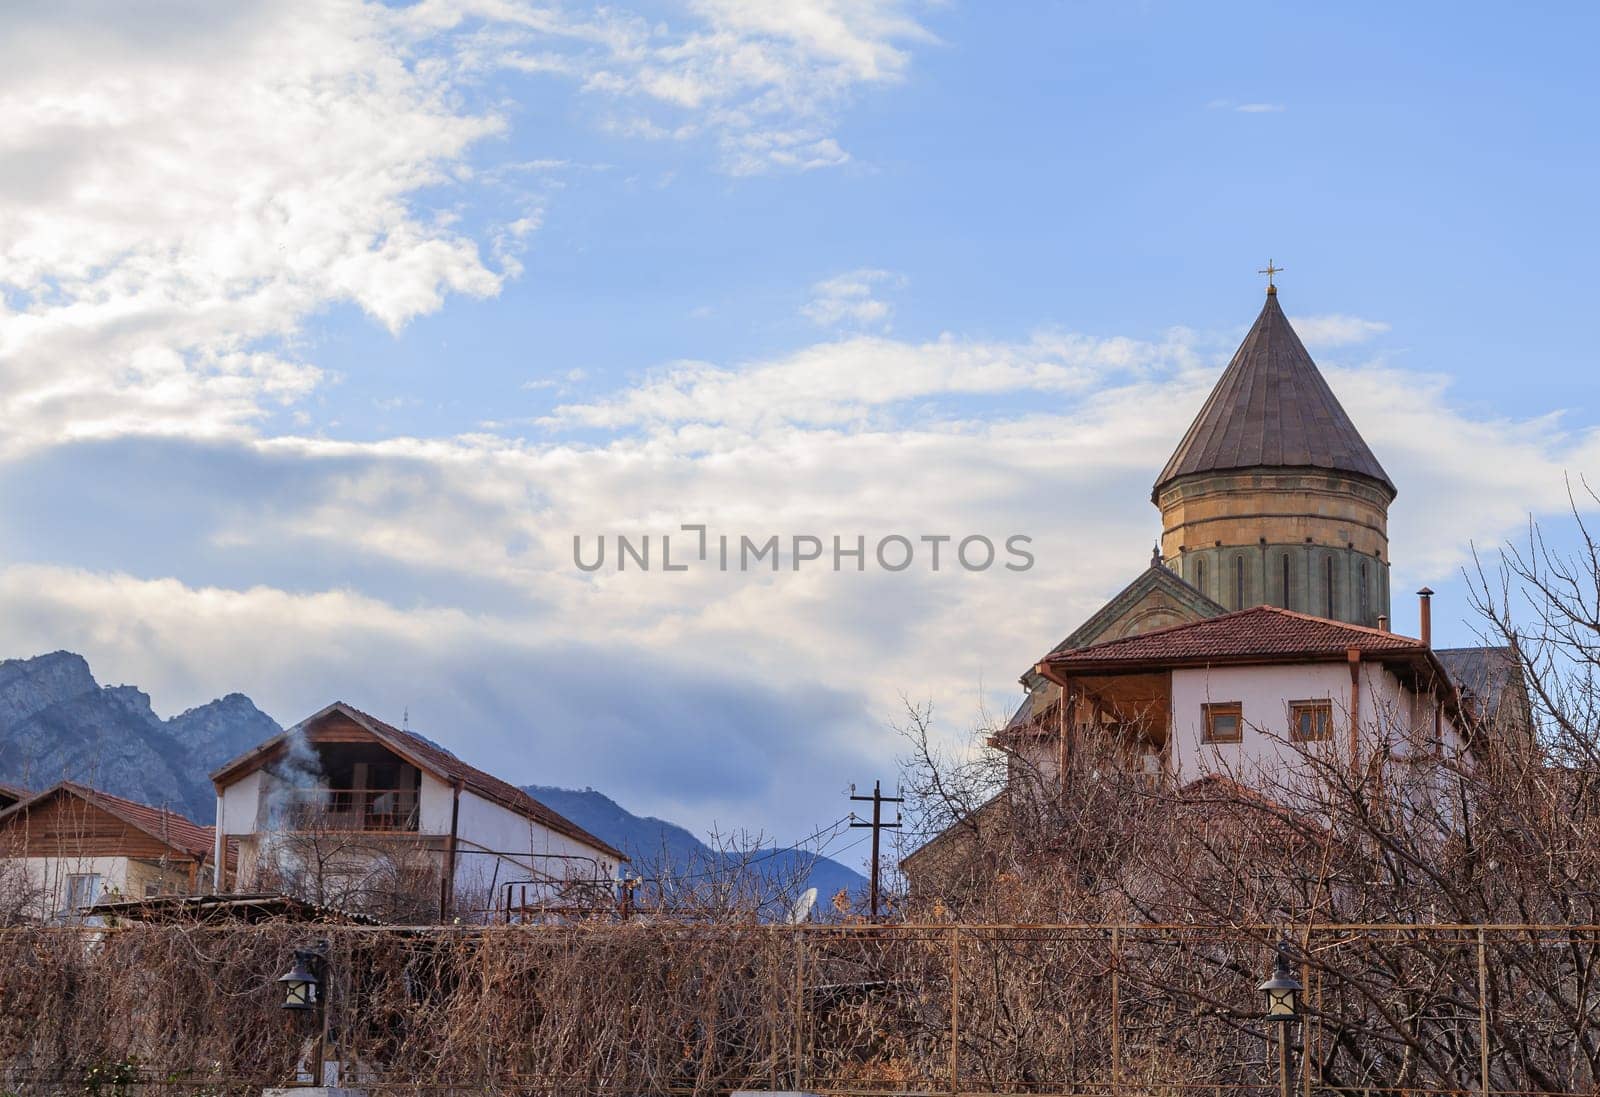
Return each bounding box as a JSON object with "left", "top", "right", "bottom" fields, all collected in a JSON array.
[
  {"left": 0, "top": 651, "right": 281, "bottom": 822},
  {"left": 0, "top": 654, "right": 868, "bottom": 905},
  {"left": 524, "top": 784, "right": 867, "bottom": 904}
]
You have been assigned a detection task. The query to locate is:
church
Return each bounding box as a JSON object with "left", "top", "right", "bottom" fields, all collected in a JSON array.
[{"left": 902, "top": 280, "right": 1527, "bottom": 891}]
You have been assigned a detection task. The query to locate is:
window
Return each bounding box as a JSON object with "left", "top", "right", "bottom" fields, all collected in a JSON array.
[
  {"left": 65, "top": 873, "right": 101, "bottom": 911},
  {"left": 1203, "top": 702, "right": 1243, "bottom": 744},
  {"left": 1234, "top": 556, "right": 1245, "bottom": 608},
  {"left": 1359, "top": 562, "right": 1369, "bottom": 619},
  {"left": 1281, "top": 554, "right": 1292, "bottom": 610},
  {"left": 1325, "top": 555, "right": 1336, "bottom": 618},
  {"left": 1196, "top": 557, "right": 1206, "bottom": 597},
  {"left": 1291, "top": 700, "right": 1334, "bottom": 742}
]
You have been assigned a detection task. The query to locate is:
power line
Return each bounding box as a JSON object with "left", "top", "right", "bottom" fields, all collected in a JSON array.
[
  {"left": 825, "top": 832, "right": 870, "bottom": 860},
  {"left": 621, "top": 814, "right": 854, "bottom": 885}
]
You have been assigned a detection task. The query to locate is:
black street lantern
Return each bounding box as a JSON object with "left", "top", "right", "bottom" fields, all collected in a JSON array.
[
  {"left": 277, "top": 950, "right": 321, "bottom": 1012},
  {"left": 1258, "top": 939, "right": 1303, "bottom": 1021}
]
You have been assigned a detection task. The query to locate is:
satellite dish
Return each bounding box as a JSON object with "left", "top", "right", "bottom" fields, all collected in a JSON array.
[{"left": 786, "top": 887, "right": 818, "bottom": 925}]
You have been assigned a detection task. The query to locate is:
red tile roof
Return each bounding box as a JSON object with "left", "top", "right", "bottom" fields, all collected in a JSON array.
[
  {"left": 1177, "top": 773, "right": 1289, "bottom": 811},
  {"left": 1042, "top": 605, "right": 1426, "bottom": 672},
  {"left": 0, "top": 781, "right": 218, "bottom": 860}
]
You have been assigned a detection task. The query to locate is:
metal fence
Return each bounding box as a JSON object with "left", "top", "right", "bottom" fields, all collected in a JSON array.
[{"left": 788, "top": 922, "right": 1548, "bottom": 1097}]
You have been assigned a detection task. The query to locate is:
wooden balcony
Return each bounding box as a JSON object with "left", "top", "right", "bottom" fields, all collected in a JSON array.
[{"left": 281, "top": 788, "right": 419, "bottom": 833}]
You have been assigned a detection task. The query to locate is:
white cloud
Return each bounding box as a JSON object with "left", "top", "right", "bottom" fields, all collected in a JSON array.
[
  {"left": 522, "top": 368, "right": 588, "bottom": 392},
  {"left": 0, "top": 0, "right": 934, "bottom": 456},
  {"left": 0, "top": 560, "right": 880, "bottom": 836},
  {"left": 1208, "top": 99, "right": 1286, "bottom": 113},
  {"left": 1291, "top": 314, "right": 1392, "bottom": 348},
  {"left": 6, "top": 321, "right": 1594, "bottom": 838},
  {"left": 486, "top": 0, "right": 932, "bottom": 174},
  {"left": 0, "top": 1, "right": 508, "bottom": 452},
  {"left": 541, "top": 328, "right": 1195, "bottom": 431},
  {"left": 802, "top": 268, "right": 904, "bottom": 330},
  {"left": 444, "top": 0, "right": 934, "bottom": 175}
]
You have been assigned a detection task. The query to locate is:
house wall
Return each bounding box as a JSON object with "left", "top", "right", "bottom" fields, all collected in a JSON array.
[
  {"left": 2, "top": 795, "right": 193, "bottom": 860},
  {"left": 450, "top": 788, "right": 619, "bottom": 913},
  {"left": 121, "top": 856, "right": 197, "bottom": 897},
  {"left": 218, "top": 770, "right": 265, "bottom": 834},
  {"left": 418, "top": 771, "right": 455, "bottom": 835},
  {"left": 1178, "top": 542, "right": 1391, "bottom": 628},
  {"left": 1167, "top": 661, "right": 1464, "bottom": 784},
  {"left": 231, "top": 834, "right": 261, "bottom": 889},
  {"left": 18, "top": 855, "right": 126, "bottom": 920},
  {"left": 11, "top": 855, "right": 132, "bottom": 921}
]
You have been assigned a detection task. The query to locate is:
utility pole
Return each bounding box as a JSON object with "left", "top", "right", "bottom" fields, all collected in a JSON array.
[{"left": 849, "top": 780, "right": 903, "bottom": 920}]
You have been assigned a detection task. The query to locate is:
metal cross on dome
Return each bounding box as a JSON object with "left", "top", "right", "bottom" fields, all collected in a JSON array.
[{"left": 1258, "top": 260, "right": 1285, "bottom": 288}]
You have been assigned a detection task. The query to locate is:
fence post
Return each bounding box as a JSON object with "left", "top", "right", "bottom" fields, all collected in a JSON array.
[
  {"left": 768, "top": 928, "right": 780, "bottom": 1092},
  {"left": 1300, "top": 955, "right": 1312, "bottom": 1097},
  {"left": 1110, "top": 926, "right": 1121, "bottom": 1097},
  {"left": 1477, "top": 928, "right": 1490, "bottom": 1097},
  {"left": 793, "top": 930, "right": 806, "bottom": 1092},
  {"left": 949, "top": 925, "right": 960, "bottom": 1095}
]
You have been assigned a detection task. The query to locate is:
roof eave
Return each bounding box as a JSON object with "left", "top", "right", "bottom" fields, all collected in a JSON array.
[
  {"left": 1041, "top": 649, "right": 1426, "bottom": 680},
  {"left": 0, "top": 782, "right": 212, "bottom": 859},
  {"left": 1152, "top": 463, "right": 1398, "bottom": 506}
]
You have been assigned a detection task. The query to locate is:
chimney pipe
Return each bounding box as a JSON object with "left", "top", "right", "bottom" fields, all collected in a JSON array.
[
  {"left": 1417, "top": 587, "right": 1434, "bottom": 648},
  {"left": 1376, "top": 613, "right": 1389, "bottom": 633}
]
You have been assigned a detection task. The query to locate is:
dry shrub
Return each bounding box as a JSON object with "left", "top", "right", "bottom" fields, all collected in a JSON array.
[{"left": 0, "top": 923, "right": 807, "bottom": 1095}]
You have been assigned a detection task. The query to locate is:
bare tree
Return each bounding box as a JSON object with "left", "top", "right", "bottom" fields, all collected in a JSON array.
[
  {"left": 252, "top": 818, "right": 442, "bottom": 923},
  {"left": 889, "top": 498, "right": 1600, "bottom": 1093}
]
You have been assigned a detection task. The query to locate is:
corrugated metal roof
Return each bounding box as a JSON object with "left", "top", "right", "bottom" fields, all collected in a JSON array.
[
  {"left": 1153, "top": 290, "right": 1395, "bottom": 500},
  {"left": 89, "top": 892, "right": 383, "bottom": 925},
  {"left": 1435, "top": 645, "right": 1528, "bottom": 727}
]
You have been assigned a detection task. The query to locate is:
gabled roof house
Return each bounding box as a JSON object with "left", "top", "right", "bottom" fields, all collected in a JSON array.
[
  {"left": 211, "top": 702, "right": 625, "bottom": 921},
  {"left": 0, "top": 781, "right": 226, "bottom": 922},
  {"left": 1033, "top": 604, "right": 1471, "bottom": 784}
]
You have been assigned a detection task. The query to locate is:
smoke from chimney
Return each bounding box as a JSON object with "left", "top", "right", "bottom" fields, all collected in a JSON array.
[{"left": 261, "top": 724, "right": 325, "bottom": 830}]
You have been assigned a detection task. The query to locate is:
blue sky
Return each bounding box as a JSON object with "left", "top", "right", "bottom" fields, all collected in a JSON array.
[
  {"left": 0, "top": 1, "right": 1596, "bottom": 852},
  {"left": 307, "top": 1, "right": 1600, "bottom": 439}
]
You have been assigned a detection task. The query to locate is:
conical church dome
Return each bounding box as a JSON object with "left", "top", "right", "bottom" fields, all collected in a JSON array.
[
  {"left": 1154, "top": 287, "right": 1394, "bottom": 627},
  {"left": 1154, "top": 288, "right": 1394, "bottom": 501}
]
